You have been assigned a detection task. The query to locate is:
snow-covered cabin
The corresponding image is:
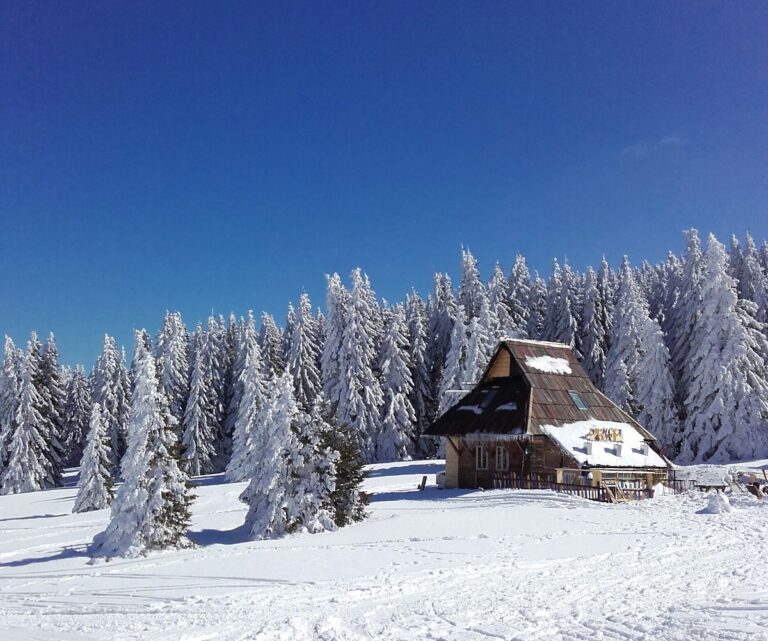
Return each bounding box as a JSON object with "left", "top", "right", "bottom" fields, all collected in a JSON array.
[{"left": 425, "top": 339, "right": 671, "bottom": 492}]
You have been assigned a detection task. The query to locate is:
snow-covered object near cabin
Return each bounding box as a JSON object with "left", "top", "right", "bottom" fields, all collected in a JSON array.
[
  {"left": 525, "top": 355, "right": 572, "bottom": 375},
  {"left": 91, "top": 333, "right": 192, "bottom": 557},
  {"left": 73, "top": 403, "right": 113, "bottom": 513},
  {"left": 699, "top": 493, "right": 732, "bottom": 515}
]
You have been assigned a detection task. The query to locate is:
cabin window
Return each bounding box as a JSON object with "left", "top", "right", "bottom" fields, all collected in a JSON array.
[
  {"left": 475, "top": 446, "right": 488, "bottom": 470},
  {"left": 569, "top": 390, "right": 588, "bottom": 410},
  {"left": 496, "top": 446, "right": 509, "bottom": 471}
]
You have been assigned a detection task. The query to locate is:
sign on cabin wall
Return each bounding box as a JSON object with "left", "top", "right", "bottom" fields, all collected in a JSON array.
[{"left": 583, "top": 426, "right": 624, "bottom": 443}]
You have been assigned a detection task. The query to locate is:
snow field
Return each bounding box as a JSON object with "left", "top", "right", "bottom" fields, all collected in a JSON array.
[{"left": 0, "top": 460, "right": 767, "bottom": 640}]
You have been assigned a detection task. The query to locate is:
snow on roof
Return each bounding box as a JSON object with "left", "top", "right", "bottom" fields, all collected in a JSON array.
[
  {"left": 501, "top": 337, "right": 571, "bottom": 349},
  {"left": 541, "top": 420, "right": 668, "bottom": 468},
  {"left": 525, "top": 355, "right": 572, "bottom": 375}
]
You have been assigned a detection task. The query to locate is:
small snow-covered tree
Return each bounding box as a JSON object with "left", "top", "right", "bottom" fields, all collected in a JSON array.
[
  {"left": 91, "top": 333, "right": 193, "bottom": 557},
  {"left": 92, "top": 335, "right": 126, "bottom": 471},
  {"left": 438, "top": 304, "right": 468, "bottom": 415},
  {"left": 155, "top": 311, "right": 190, "bottom": 430},
  {"left": 62, "top": 365, "right": 92, "bottom": 467},
  {"left": 677, "top": 235, "right": 768, "bottom": 463},
  {"left": 259, "top": 312, "right": 285, "bottom": 378},
  {"left": 1, "top": 346, "right": 48, "bottom": 494},
  {"left": 287, "top": 293, "right": 323, "bottom": 411},
  {"left": 376, "top": 305, "right": 416, "bottom": 462},
  {"left": 181, "top": 326, "right": 217, "bottom": 476},
  {"left": 73, "top": 403, "right": 113, "bottom": 513},
  {"left": 225, "top": 312, "right": 266, "bottom": 482}
]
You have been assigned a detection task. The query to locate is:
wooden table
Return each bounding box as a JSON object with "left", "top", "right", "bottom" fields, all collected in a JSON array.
[{"left": 694, "top": 483, "right": 728, "bottom": 493}]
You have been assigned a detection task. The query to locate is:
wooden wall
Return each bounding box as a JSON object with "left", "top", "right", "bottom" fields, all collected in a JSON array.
[{"left": 484, "top": 347, "right": 511, "bottom": 380}]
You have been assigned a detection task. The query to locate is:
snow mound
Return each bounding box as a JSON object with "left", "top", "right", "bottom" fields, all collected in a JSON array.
[
  {"left": 525, "top": 355, "right": 571, "bottom": 374},
  {"left": 699, "top": 493, "right": 733, "bottom": 515}
]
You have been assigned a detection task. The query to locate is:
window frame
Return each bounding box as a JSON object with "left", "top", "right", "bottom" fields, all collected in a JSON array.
[
  {"left": 568, "top": 390, "right": 588, "bottom": 411},
  {"left": 495, "top": 446, "right": 509, "bottom": 471},
  {"left": 475, "top": 445, "right": 488, "bottom": 470}
]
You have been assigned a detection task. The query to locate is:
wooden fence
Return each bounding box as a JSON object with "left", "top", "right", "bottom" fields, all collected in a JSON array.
[{"left": 492, "top": 472, "right": 653, "bottom": 503}]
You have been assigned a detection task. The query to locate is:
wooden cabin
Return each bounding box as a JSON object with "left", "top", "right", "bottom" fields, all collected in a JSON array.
[{"left": 425, "top": 339, "right": 671, "bottom": 498}]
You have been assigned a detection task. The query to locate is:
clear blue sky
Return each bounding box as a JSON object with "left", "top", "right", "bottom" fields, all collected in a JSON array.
[{"left": 2, "top": 1, "right": 767, "bottom": 366}]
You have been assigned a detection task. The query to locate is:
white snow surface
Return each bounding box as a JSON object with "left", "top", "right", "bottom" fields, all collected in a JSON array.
[
  {"left": 525, "top": 354, "right": 572, "bottom": 374},
  {"left": 1, "top": 461, "right": 767, "bottom": 640},
  {"left": 542, "top": 419, "right": 668, "bottom": 467}
]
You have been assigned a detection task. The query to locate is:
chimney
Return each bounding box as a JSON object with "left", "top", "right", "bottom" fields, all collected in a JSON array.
[
  {"left": 584, "top": 440, "right": 593, "bottom": 455},
  {"left": 614, "top": 443, "right": 623, "bottom": 457}
]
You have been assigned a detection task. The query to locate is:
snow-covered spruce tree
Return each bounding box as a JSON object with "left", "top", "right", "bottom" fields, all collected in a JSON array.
[
  {"left": 596, "top": 257, "right": 615, "bottom": 347},
  {"left": 426, "top": 272, "right": 457, "bottom": 409},
  {"left": 527, "top": 273, "right": 547, "bottom": 340},
  {"left": 508, "top": 254, "right": 531, "bottom": 337},
  {"left": 739, "top": 232, "right": 768, "bottom": 326},
  {"left": 1, "top": 346, "right": 48, "bottom": 494},
  {"left": 62, "top": 365, "right": 92, "bottom": 467},
  {"left": 225, "top": 312, "right": 266, "bottom": 482},
  {"left": 659, "top": 251, "right": 683, "bottom": 343},
  {"left": 243, "top": 374, "right": 331, "bottom": 539},
  {"left": 91, "top": 333, "right": 193, "bottom": 557},
  {"left": 458, "top": 247, "right": 485, "bottom": 320},
  {"left": 335, "top": 268, "right": 384, "bottom": 462},
  {"left": 488, "top": 263, "right": 514, "bottom": 338},
  {"left": 282, "top": 303, "right": 297, "bottom": 366},
  {"left": 375, "top": 305, "right": 416, "bottom": 462},
  {"left": 323, "top": 414, "right": 369, "bottom": 527},
  {"left": 0, "top": 337, "right": 22, "bottom": 471},
  {"left": 154, "top": 311, "right": 190, "bottom": 431},
  {"left": 91, "top": 335, "right": 128, "bottom": 472},
  {"left": 73, "top": 402, "right": 113, "bottom": 513},
  {"left": 579, "top": 267, "right": 608, "bottom": 388},
  {"left": 438, "top": 304, "right": 468, "bottom": 416},
  {"left": 677, "top": 235, "right": 768, "bottom": 463},
  {"left": 202, "top": 315, "right": 231, "bottom": 452},
  {"left": 668, "top": 229, "right": 705, "bottom": 406},
  {"left": 542, "top": 259, "right": 578, "bottom": 350},
  {"left": 259, "top": 312, "right": 285, "bottom": 378},
  {"left": 760, "top": 240, "right": 768, "bottom": 275},
  {"left": 37, "top": 333, "right": 67, "bottom": 487},
  {"left": 287, "top": 293, "right": 323, "bottom": 412},
  {"left": 405, "top": 291, "right": 435, "bottom": 456},
  {"left": 218, "top": 315, "right": 244, "bottom": 471},
  {"left": 728, "top": 234, "right": 744, "bottom": 284},
  {"left": 461, "top": 297, "right": 496, "bottom": 387},
  {"left": 181, "top": 326, "right": 217, "bottom": 476},
  {"left": 320, "top": 273, "right": 348, "bottom": 410}
]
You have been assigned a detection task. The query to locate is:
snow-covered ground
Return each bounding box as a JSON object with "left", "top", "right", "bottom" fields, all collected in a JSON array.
[{"left": 1, "top": 460, "right": 767, "bottom": 641}]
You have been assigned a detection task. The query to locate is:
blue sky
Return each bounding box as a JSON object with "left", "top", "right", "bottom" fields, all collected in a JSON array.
[{"left": 1, "top": 1, "right": 767, "bottom": 366}]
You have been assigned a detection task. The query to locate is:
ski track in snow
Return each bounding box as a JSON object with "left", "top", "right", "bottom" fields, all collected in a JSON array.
[{"left": 1, "top": 461, "right": 767, "bottom": 640}]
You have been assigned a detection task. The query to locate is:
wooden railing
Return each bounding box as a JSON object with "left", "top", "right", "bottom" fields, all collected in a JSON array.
[{"left": 492, "top": 472, "right": 653, "bottom": 503}]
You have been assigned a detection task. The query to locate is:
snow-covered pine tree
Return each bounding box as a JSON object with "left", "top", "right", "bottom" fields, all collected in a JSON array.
[
  {"left": 405, "top": 291, "right": 434, "bottom": 456},
  {"left": 259, "top": 312, "right": 285, "bottom": 378},
  {"left": 218, "top": 316, "right": 244, "bottom": 471},
  {"left": 0, "top": 337, "right": 22, "bottom": 471},
  {"left": 376, "top": 305, "right": 416, "bottom": 462},
  {"left": 426, "top": 272, "right": 457, "bottom": 409},
  {"left": 91, "top": 332, "right": 193, "bottom": 557},
  {"left": 335, "top": 268, "right": 384, "bottom": 462},
  {"left": 37, "top": 333, "right": 67, "bottom": 487},
  {"left": 527, "top": 273, "right": 547, "bottom": 340},
  {"left": 1, "top": 345, "right": 48, "bottom": 494},
  {"left": 282, "top": 303, "right": 297, "bottom": 368},
  {"left": 461, "top": 297, "right": 496, "bottom": 387},
  {"left": 154, "top": 311, "right": 190, "bottom": 431},
  {"left": 579, "top": 267, "right": 608, "bottom": 387},
  {"left": 181, "top": 326, "right": 217, "bottom": 476},
  {"left": 739, "top": 232, "right": 768, "bottom": 325},
  {"left": 458, "top": 247, "right": 485, "bottom": 320},
  {"left": 760, "top": 241, "right": 768, "bottom": 275},
  {"left": 677, "top": 235, "right": 768, "bottom": 463},
  {"left": 438, "top": 304, "right": 468, "bottom": 416},
  {"left": 73, "top": 402, "right": 113, "bottom": 513},
  {"left": 596, "top": 257, "right": 615, "bottom": 349},
  {"left": 62, "top": 365, "right": 92, "bottom": 467},
  {"left": 287, "top": 293, "right": 323, "bottom": 411},
  {"left": 542, "top": 259, "right": 578, "bottom": 350},
  {"left": 508, "top": 254, "right": 531, "bottom": 337},
  {"left": 225, "top": 312, "right": 266, "bottom": 482},
  {"left": 668, "top": 229, "right": 705, "bottom": 407},
  {"left": 728, "top": 234, "right": 744, "bottom": 284},
  {"left": 488, "top": 262, "right": 514, "bottom": 338},
  {"left": 320, "top": 273, "right": 348, "bottom": 410},
  {"left": 91, "top": 335, "right": 126, "bottom": 472}
]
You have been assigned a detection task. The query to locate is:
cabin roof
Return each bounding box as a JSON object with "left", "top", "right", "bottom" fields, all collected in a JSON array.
[{"left": 425, "top": 339, "right": 663, "bottom": 461}]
